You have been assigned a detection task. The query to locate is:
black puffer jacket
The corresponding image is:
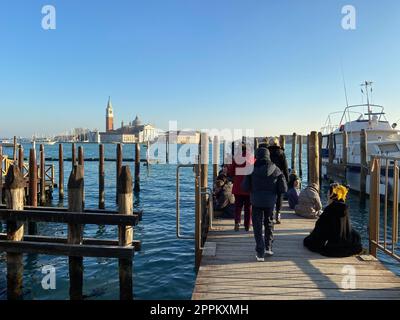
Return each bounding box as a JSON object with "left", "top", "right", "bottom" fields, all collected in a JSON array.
[
  {"left": 267, "top": 145, "right": 289, "bottom": 183},
  {"left": 241, "top": 148, "right": 287, "bottom": 208}
]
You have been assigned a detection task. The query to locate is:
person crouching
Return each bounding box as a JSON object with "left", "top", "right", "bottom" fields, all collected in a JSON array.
[{"left": 242, "top": 147, "right": 287, "bottom": 262}]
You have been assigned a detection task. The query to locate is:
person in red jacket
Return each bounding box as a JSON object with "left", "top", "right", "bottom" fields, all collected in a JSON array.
[{"left": 227, "top": 143, "right": 255, "bottom": 232}]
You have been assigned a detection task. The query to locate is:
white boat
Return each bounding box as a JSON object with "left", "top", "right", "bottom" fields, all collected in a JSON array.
[
  {"left": 321, "top": 81, "right": 400, "bottom": 196},
  {"left": 32, "top": 136, "right": 57, "bottom": 145}
]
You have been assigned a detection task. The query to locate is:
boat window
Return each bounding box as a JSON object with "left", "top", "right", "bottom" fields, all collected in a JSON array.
[{"left": 378, "top": 144, "right": 400, "bottom": 153}]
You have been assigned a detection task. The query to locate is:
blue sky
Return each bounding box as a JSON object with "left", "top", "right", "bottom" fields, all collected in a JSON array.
[{"left": 1, "top": 0, "right": 400, "bottom": 137}]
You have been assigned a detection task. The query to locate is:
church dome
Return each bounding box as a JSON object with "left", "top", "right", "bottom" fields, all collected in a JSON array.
[{"left": 133, "top": 115, "right": 141, "bottom": 127}]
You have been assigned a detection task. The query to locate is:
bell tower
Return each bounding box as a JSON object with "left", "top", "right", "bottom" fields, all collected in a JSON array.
[{"left": 106, "top": 96, "right": 114, "bottom": 132}]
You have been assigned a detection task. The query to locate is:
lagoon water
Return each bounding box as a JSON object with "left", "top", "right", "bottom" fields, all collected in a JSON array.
[{"left": 0, "top": 142, "right": 399, "bottom": 300}]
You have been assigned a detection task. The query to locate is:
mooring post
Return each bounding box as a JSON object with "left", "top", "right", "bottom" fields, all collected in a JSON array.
[
  {"left": 18, "top": 145, "right": 24, "bottom": 172},
  {"left": 67, "top": 164, "right": 84, "bottom": 300},
  {"left": 28, "top": 149, "right": 38, "bottom": 235},
  {"left": 78, "top": 146, "right": 84, "bottom": 167},
  {"left": 254, "top": 137, "right": 259, "bottom": 151},
  {"left": 5, "top": 165, "right": 25, "bottom": 300},
  {"left": 342, "top": 131, "right": 348, "bottom": 165},
  {"left": 360, "top": 129, "right": 368, "bottom": 201},
  {"left": 71, "top": 143, "right": 76, "bottom": 166},
  {"left": 291, "top": 133, "right": 297, "bottom": 174},
  {"left": 309, "top": 132, "right": 320, "bottom": 190},
  {"left": 13, "top": 136, "right": 17, "bottom": 162},
  {"left": 328, "top": 133, "right": 334, "bottom": 165},
  {"left": 318, "top": 132, "right": 323, "bottom": 186},
  {"left": 146, "top": 140, "right": 150, "bottom": 176},
  {"left": 116, "top": 143, "right": 122, "bottom": 204},
  {"left": 134, "top": 142, "right": 140, "bottom": 193},
  {"left": 118, "top": 166, "right": 134, "bottom": 300},
  {"left": 307, "top": 134, "right": 310, "bottom": 184},
  {"left": 59, "top": 144, "right": 64, "bottom": 200},
  {"left": 166, "top": 132, "right": 169, "bottom": 164},
  {"left": 194, "top": 158, "right": 201, "bottom": 271},
  {"left": 212, "top": 136, "right": 219, "bottom": 184},
  {"left": 369, "top": 157, "right": 380, "bottom": 257},
  {"left": 40, "top": 144, "right": 46, "bottom": 205},
  {"left": 99, "top": 144, "right": 105, "bottom": 209},
  {"left": 298, "top": 135, "right": 303, "bottom": 177}
]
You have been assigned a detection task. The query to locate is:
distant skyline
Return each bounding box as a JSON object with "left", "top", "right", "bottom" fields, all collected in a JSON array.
[{"left": 1, "top": 0, "right": 400, "bottom": 137}]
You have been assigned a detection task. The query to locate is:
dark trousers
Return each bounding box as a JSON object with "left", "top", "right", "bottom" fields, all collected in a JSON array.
[
  {"left": 275, "top": 193, "right": 282, "bottom": 213},
  {"left": 234, "top": 195, "right": 252, "bottom": 228},
  {"left": 252, "top": 207, "right": 274, "bottom": 256}
]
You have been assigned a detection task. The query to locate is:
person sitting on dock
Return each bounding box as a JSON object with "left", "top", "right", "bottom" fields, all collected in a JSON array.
[
  {"left": 242, "top": 147, "right": 287, "bottom": 261},
  {"left": 295, "top": 183, "right": 322, "bottom": 219},
  {"left": 227, "top": 143, "right": 255, "bottom": 232},
  {"left": 213, "top": 173, "right": 235, "bottom": 219},
  {"left": 303, "top": 184, "right": 363, "bottom": 257},
  {"left": 287, "top": 173, "right": 300, "bottom": 209}
]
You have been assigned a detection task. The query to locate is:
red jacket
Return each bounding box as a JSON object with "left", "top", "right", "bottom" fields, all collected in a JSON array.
[{"left": 227, "top": 153, "right": 255, "bottom": 196}]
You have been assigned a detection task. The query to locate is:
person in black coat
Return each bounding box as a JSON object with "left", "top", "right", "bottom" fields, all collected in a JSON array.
[
  {"left": 303, "top": 184, "right": 363, "bottom": 257},
  {"left": 264, "top": 137, "right": 289, "bottom": 224}
]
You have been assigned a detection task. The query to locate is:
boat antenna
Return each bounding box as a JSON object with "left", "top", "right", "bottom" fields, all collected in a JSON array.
[
  {"left": 340, "top": 64, "right": 349, "bottom": 108},
  {"left": 361, "top": 81, "right": 373, "bottom": 121}
]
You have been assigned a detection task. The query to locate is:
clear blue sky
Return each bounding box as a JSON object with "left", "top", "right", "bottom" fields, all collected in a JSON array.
[{"left": 1, "top": 0, "right": 400, "bottom": 137}]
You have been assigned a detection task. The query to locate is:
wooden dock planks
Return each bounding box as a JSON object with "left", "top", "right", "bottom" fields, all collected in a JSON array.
[{"left": 192, "top": 204, "right": 400, "bottom": 300}]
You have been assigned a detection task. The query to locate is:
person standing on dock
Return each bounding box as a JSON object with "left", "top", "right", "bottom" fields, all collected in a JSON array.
[
  {"left": 242, "top": 147, "right": 287, "bottom": 261},
  {"left": 227, "top": 143, "right": 254, "bottom": 232},
  {"left": 265, "top": 137, "right": 289, "bottom": 224}
]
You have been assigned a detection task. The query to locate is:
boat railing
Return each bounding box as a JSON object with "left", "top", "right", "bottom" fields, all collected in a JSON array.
[{"left": 369, "top": 155, "right": 399, "bottom": 262}]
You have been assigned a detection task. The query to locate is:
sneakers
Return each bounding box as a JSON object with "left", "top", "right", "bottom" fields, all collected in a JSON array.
[
  {"left": 265, "top": 250, "right": 274, "bottom": 257},
  {"left": 256, "top": 255, "right": 265, "bottom": 262},
  {"left": 234, "top": 223, "right": 240, "bottom": 232},
  {"left": 275, "top": 212, "right": 281, "bottom": 224}
]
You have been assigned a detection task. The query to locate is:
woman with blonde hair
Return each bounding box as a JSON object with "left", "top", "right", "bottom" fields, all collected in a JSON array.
[{"left": 303, "top": 184, "right": 363, "bottom": 257}]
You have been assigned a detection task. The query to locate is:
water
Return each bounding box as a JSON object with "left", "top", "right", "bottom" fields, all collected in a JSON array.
[{"left": 0, "top": 142, "right": 399, "bottom": 300}]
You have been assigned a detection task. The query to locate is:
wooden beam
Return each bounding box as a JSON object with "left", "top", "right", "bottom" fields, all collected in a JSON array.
[
  {"left": 0, "top": 240, "right": 134, "bottom": 259},
  {"left": 0, "top": 233, "right": 141, "bottom": 251}
]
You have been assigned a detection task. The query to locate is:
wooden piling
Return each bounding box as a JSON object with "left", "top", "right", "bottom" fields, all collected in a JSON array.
[
  {"left": 4, "top": 165, "right": 25, "bottom": 300},
  {"left": 18, "top": 146, "right": 24, "bottom": 172},
  {"left": 118, "top": 166, "right": 134, "bottom": 300},
  {"left": 134, "top": 143, "right": 140, "bottom": 193},
  {"left": 307, "top": 134, "right": 310, "bottom": 183},
  {"left": 13, "top": 136, "right": 17, "bottom": 162},
  {"left": 369, "top": 157, "right": 380, "bottom": 257},
  {"left": 59, "top": 144, "right": 64, "bottom": 200},
  {"left": 309, "top": 132, "right": 320, "bottom": 190},
  {"left": 166, "top": 132, "right": 169, "bottom": 164},
  {"left": 40, "top": 144, "right": 46, "bottom": 205},
  {"left": 328, "top": 133, "right": 334, "bottom": 164},
  {"left": 291, "top": 133, "right": 297, "bottom": 173},
  {"left": 78, "top": 146, "right": 84, "bottom": 166},
  {"left": 213, "top": 136, "right": 220, "bottom": 184},
  {"left": 67, "top": 165, "right": 85, "bottom": 300},
  {"left": 298, "top": 135, "right": 303, "bottom": 177},
  {"left": 342, "top": 131, "right": 348, "bottom": 165},
  {"left": 99, "top": 144, "right": 105, "bottom": 209},
  {"left": 71, "top": 143, "right": 76, "bottom": 166},
  {"left": 0, "top": 145, "right": 3, "bottom": 205},
  {"left": 116, "top": 143, "right": 122, "bottom": 204},
  {"left": 28, "top": 149, "right": 38, "bottom": 235},
  {"left": 360, "top": 129, "right": 368, "bottom": 201},
  {"left": 279, "top": 135, "right": 286, "bottom": 150},
  {"left": 318, "top": 132, "right": 323, "bottom": 186}
]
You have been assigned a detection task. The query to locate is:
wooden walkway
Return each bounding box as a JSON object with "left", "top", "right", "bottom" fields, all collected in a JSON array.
[{"left": 192, "top": 204, "right": 400, "bottom": 300}]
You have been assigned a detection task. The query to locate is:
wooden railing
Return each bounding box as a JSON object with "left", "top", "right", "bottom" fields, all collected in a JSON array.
[{"left": 369, "top": 155, "right": 399, "bottom": 262}]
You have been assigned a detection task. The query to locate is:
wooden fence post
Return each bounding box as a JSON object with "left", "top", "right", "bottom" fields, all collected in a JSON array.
[
  {"left": 134, "top": 142, "right": 140, "bottom": 193},
  {"left": 59, "top": 144, "right": 64, "bottom": 200},
  {"left": 5, "top": 165, "right": 25, "bottom": 300},
  {"left": 369, "top": 157, "right": 380, "bottom": 257},
  {"left": 298, "top": 135, "right": 303, "bottom": 177},
  {"left": 40, "top": 144, "right": 46, "bottom": 205},
  {"left": 99, "top": 144, "right": 105, "bottom": 209},
  {"left": 291, "top": 133, "right": 297, "bottom": 174},
  {"left": 118, "top": 166, "right": 134, "bottom": 300},
  {"left": 360, "top": 129, "right": 368, "bottom": 201},
  {"left": 309, "top": 132, "right": 320, "bottom": 190},
  {"left": 67, "top": 165, "right": 84, "bottom": 300},
  {"left": 28, "top": 149, "right": 38, "bottom": 235},
  {"left": 116, "top": 143, "right": 122, "bottom": 204}
]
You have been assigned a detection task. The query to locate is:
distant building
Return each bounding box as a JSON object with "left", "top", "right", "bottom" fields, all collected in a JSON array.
[
  {"left": 163, "top": 130, "right": 201, "bottom": 144},
  {"left": 99, "top": 97, "right": 158, "bottom": 143}
]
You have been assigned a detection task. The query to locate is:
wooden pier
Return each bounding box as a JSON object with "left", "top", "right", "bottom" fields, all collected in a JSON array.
[{"left": 192, "top": 204, "right": 400, "bottom": 300}]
